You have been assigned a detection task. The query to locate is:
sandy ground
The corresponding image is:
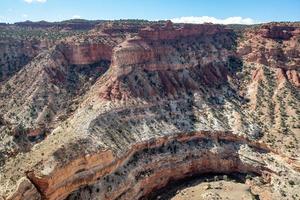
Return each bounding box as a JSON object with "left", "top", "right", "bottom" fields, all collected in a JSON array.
[
  {"left": 168, "top": 180, "right": 253, "bottom": 200},
  {"left": 150, "top": 176, "right": 258, "bottom": 200}
]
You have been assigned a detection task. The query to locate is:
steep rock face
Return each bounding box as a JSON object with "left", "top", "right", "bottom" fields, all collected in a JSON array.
[
  {"left": 139, "top": 21, "right": 231, "bottom": 41},
  {"left": 26, "top": 132, "right": 281, "bottom": 200},
  {"left": 0, "top": 22, "right": 299, "bottom": 200},
  {"left": 259, "top": 24, "right": 299, "bottom": 40},
  {"left": 59, "top": 42, "right": 113, "bottom": 65},
  {"left": 0, "top": 21, "right": 119, "bottom": 82},
  {"left": 99, "top": 24, "right": 235, "bottom": 100},
  {"left": 238, "top": 24, "right": 300, "bottom": 69}
]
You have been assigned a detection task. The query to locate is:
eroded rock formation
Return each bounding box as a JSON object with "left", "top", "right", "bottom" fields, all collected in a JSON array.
[
  {"left": 27, "top": 132, "right": 280, "bottom": 200},
  {"left": 0, "top": 21, "right": 299, "bottom": 200},
  {"left": 139, "top": 21, "right": 231, "bottom": 41}
]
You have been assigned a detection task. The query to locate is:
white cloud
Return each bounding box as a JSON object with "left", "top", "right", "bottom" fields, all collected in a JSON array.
[
  {"left": 22, "top": 14, "right": 28, "bottom": 18},
  {"left": 24, "top": 0, "right": 47, "bottom": 4},
  {"left": 72, "top": 15, "right": 81, "bottom": 19},
  {"left": 171, "top": 16, "right": 257, "bottom": 25}
]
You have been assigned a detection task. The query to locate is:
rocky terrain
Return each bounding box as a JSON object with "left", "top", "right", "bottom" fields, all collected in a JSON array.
[{"left": 0, "top": 20, "right": 299, "bottom": 200}]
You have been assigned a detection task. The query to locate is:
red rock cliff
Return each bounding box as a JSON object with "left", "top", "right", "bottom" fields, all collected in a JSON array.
[{"left": 139, "top": 21, "right": 231, "bottom": 40}]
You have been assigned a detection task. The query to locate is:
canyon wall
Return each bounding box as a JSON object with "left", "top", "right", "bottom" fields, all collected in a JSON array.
[
  {"left": 101, "top": 23, "right": 234, "bottom": 100},
  {"left": 59, "top": 43, "right": 113, "bottom": 65},
  {"left": 238, "top": 23, "right": 300, "bottom": 87},
  {"left": 139, "top": 21, "right": 231, "bottom": 40},
  {"left": 0, "top": 22, "right": 299, "bottom": 200},
  {"left": 22, "top": 132, "right": 276, "bottom": 200},
  {"left": 259, "top": 24, "right": 300, "bottom": 40}
]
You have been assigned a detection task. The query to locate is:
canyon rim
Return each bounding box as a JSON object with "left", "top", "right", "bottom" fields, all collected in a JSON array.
[{"left": 0, "top": 7, "right": 300, "bottom": 200}]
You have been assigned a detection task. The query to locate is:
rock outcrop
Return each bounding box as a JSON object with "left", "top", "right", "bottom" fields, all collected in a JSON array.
[
  {"left": 100, "top": 23, "right": 235, "bottom": 100},
  {"left": 259, "top": 24, "right": 299, "bottom": 40},
  {"left": 0, "top": 21, "right": 299, "bottom": 200},
  {"left": 238, "top": 23, "right": 300, "bottom": 88},
  {"left": 139, "top": 21, "right": 231, "bottom": 40},
  {"left": 58, "top": 42, "right": 113, "bottom": 65},
  {"left": 26, "top": 132, "right": 281, "bottom": 200}
]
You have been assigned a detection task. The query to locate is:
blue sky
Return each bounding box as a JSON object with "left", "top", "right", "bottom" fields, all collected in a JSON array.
[{"left": 0, "top": 0, "right": 300, "bottom": 24}]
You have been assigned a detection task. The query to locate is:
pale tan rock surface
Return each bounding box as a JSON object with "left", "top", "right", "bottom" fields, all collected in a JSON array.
[{"left": 0, "top": 21, "right": 299, "bottom": 200}]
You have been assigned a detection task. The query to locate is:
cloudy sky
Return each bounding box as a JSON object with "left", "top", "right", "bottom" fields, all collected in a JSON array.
[{"left": 0, "top": 0, "right": 299, "bottom": 24}]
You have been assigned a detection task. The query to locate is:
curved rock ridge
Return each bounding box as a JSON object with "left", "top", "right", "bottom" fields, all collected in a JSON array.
[
  {"left": 19, "top": 131, "right": 285, "bottom": 200},
  {"left": 0, "top": 21, "right": 299, "bottom": 200}
]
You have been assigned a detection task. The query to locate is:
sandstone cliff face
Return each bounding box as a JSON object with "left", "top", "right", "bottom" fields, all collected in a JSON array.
[
  {"left": 0, "top": 22, "right": 115, "bottom": 82},
  {"left": 59, "top": 43, "right": 113, "bottom": 65},
  {"left": 27, "top": 132, "right": 283, "bottom": 200},
  {"left": 259, "top": 24, "right": 299, "bottom": 40},
  {"left": 100, "top": 24, "right": 235, "bottom": 100},
  {"left": 0, "top": 22, "right": 299, "bottom": 200},
  {"left": 139, "top": 22, "right": 231, "bottom": 41}
]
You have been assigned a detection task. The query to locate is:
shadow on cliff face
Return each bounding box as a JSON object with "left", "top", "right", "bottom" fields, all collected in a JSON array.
[{"left": 66, "top": 59, "right": 111, "bottom": 94}]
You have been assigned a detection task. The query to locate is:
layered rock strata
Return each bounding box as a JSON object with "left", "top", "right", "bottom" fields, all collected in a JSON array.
[
  {"left": 139, "top": 21, "right": 231, "bottom": 41},
  {"left": 27, "top": 132, "right": 279, "bottom": 200},
  {"left": 0, "top": 22, "right": 299, "bottom": 200}
]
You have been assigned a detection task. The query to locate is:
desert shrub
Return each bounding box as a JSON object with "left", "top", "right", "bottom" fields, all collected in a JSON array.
[{"left": 227, "top": 56, "right": 243, "bottom": 73}]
